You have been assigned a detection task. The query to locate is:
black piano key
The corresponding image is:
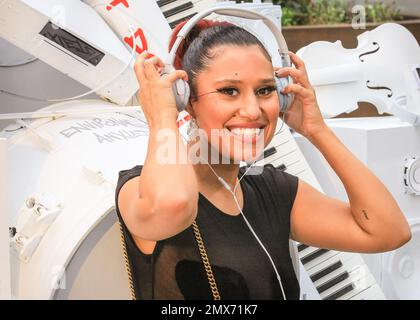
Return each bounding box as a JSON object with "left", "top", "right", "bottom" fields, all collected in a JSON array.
[
  {"left": 163, "top": 2, "right": 193, "bottom": 18},
  {"left": 310, "top": 260, "right": 343, "bottom": 283},
  {"left": 324, "top": 283, "right": 355, "bottom": 300},
  {"left": 169, "top": 13, "right": 196, "bottom": 28},
  {"left": 316, "top": 271, "right": 349, "bottom": 294},
  {"left": 276, "top": 163, "right": 287, "bottom": 171},
  {"left": 297, "top": 244, "right": 309, "bottom": 252},
  {"left": 301, "top": 248, "right": 329, "bottom": 265},
  {"left": 263, "top": 146, "right": 277, "bottom": 158},
  {"left": 157, "top": 0, "right": 178, "bottom": 7}
]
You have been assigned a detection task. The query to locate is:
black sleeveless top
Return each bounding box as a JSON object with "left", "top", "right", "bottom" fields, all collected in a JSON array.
[{"left": 115, "top": 164, "right": 300, "bottom": 300}]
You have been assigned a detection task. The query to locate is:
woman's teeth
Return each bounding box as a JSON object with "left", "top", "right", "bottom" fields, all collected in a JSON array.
[{"left": 229, "top": 128, "right": 261, "bottom": 136}]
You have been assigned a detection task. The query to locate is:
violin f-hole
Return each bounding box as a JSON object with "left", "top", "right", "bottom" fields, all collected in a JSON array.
[
  {"left": 366, "top": 80, "right": 393, "bottom": 98},
  {"left": 359, "top": 42, "right": 380, "bottom": 62}
]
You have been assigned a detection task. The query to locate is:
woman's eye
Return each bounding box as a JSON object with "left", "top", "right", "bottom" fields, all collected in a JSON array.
[
  {"left": 257, "top": 86, "right": 276, "bottom": 96},
  {"left": 217, "top": 87, "right": 238, "bottom": 96}
]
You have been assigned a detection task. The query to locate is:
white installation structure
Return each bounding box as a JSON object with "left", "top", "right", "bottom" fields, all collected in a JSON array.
[{"left": 0, "top": 0, "right": 415, "bottom": 299}]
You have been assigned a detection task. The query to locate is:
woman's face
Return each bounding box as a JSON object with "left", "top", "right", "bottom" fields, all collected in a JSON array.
[{"left": 189, "top": 44, "right": 279, "bottom": 163}]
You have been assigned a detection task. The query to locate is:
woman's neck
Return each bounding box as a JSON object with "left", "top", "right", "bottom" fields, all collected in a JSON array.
[
  {"left": 187, "top": 138, "right": 242, "bottom": 192},
  {"left": 193, "top": 162, "right": 240, "bottom": 192}
]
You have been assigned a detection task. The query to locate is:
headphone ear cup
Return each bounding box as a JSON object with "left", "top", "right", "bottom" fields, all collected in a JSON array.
[
  {"left": 172, "top": 79, "right": 190, "bottom": 112},
  {"left": 275, "top": 75, "right": 294, "bottom": 112}
]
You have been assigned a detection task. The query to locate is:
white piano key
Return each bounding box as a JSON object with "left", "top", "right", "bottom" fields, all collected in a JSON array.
[
  {"left": 257, "top": 147, "right": 302, "bottom": 170},
  {"left": 313, "top": 255, "right": 367, "bottom": 291},
  {"left": 286, "top": 163, "right": 310, "bottom": 177},
  {"left": 320, "top": 264, "right": 377, "bottom": 300},
  {"left": 264, "top": 130, "right": 322, "bottom": 189},
  {"left": 272, "top": 150, "right": 301, "bottom": 167},
  {"left": 300, "top": 249, "right": 341, "bottom": 271},
  {"left": 349, "top": 284, "right": 386, "bottom": 300},
  {"left": 299, "top": 261, "right": 321, "bottom": 300},
  {"left": 308, "top": 252, "right": 357, "bottom": 283},
  {"left": 334, "top": 273, "right": 378, "bottom": 300}
]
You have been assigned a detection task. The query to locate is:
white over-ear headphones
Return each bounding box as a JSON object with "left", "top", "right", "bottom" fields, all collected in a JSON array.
[{"left": 165, "top": 6, "right": 294, "bottom": 113}]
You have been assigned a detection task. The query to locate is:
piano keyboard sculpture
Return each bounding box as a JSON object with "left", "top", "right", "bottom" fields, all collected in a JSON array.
[{"left": 157, "top": 0, "right": 223, "bottom": 29}]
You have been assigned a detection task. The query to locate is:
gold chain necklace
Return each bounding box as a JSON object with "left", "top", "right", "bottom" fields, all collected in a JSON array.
[
  {"left": 119, "top": 222, "right": 137, "bottom": 300},
  {"left": 192, "top": 221, "right": 221, "bottom": 300}
]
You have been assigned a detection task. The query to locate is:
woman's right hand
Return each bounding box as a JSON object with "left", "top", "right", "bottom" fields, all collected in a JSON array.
[{"left": 134, "top": 51, "right": 188, "bottom": 124}]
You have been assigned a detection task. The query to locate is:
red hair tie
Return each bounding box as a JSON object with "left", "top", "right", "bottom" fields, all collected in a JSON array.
[{"left": 168, "top": 19, "right": 232, "bottom": 69}]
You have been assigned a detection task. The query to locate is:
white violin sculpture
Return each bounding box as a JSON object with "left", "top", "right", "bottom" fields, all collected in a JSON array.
[{"left": 297, "top": 23, "right": 420, "bottom": 125}]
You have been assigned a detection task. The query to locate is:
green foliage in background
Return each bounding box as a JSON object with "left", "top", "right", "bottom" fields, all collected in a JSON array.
[
  {"left": 364, "top": 1, "right": 403, "bottom": 23},
  {"left": 269, "top": 0, "right": 403, "bottom": 26}
]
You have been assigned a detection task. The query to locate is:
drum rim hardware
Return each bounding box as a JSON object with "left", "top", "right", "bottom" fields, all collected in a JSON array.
[
  {"left": 403, "top": 156, "right": 420, "bottom": 195},
  {"left": 10, "top": 193, "right": 63, "bottom": 263}
]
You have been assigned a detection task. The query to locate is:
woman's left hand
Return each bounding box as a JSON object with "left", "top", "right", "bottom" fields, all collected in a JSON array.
[{"left": 275, "top": 51, "right": 327, "bottom": 140}]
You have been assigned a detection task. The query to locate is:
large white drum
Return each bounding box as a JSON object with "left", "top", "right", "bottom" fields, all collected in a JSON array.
[
  {"left": 2, "top": 100, "right": 150, "bottom": 299},
  {"left": 382, "top": 218, "right": 420, "bottom": 300}
]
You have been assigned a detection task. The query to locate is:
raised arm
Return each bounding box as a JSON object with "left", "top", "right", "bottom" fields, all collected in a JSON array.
[
  {"left": 118, "top": 51, "right": 198, "bottom": 242},
  {"left": 290, "top": 127, "right": 411, "bottom": 253},
  {"left": 278, "top": 51, "right": 411, "bottom": 253}
]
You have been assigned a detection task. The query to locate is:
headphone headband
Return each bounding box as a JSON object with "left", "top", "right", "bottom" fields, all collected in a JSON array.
[
  {"left": 165, "top": 6, "right": 294, "bottom": 113},
  {"left": 167, "top": 6, "right": 290, "bottom": 68}
]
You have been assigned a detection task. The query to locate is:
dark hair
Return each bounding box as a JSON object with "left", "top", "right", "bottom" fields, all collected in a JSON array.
[{"left": 168, "top": 19, "right": 272, "bottom": 99}]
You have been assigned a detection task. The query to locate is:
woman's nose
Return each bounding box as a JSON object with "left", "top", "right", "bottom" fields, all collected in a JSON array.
[{"left": 237, "top": 93, "right": 262, "bottom": 120}]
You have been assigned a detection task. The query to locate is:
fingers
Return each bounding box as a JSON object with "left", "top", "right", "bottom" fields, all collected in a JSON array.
[
  {"left": 133, "top": 51, "right": 148, "bottom": 84},
  {"left": 144, "top": 55, "right": 165, "bottom": 79},
  {"left": 275, "top": 67, "right": 310, "bottom": 89},
  {"left": 134, "top": 51, "right": 188, "bottom": 89},
  {"left": 275, "top": 52, "right": 312, "bottom": 90},
  {"left": 288, "top": 51, "right": 307, "bottom": 72},
  {"left": 163, "top": 69, "right": 188, "bottom": 84},
  {"left": 282, "top": 83, "right": 314, "bottom": 100},
  {"left": 134, "top": 52, "right": 166, "bottom": 84}
]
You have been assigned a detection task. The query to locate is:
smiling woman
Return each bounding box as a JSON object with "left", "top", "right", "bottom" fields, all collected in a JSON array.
[{"left": 115, "top": 10, "right": 411, "bottom": 300}]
